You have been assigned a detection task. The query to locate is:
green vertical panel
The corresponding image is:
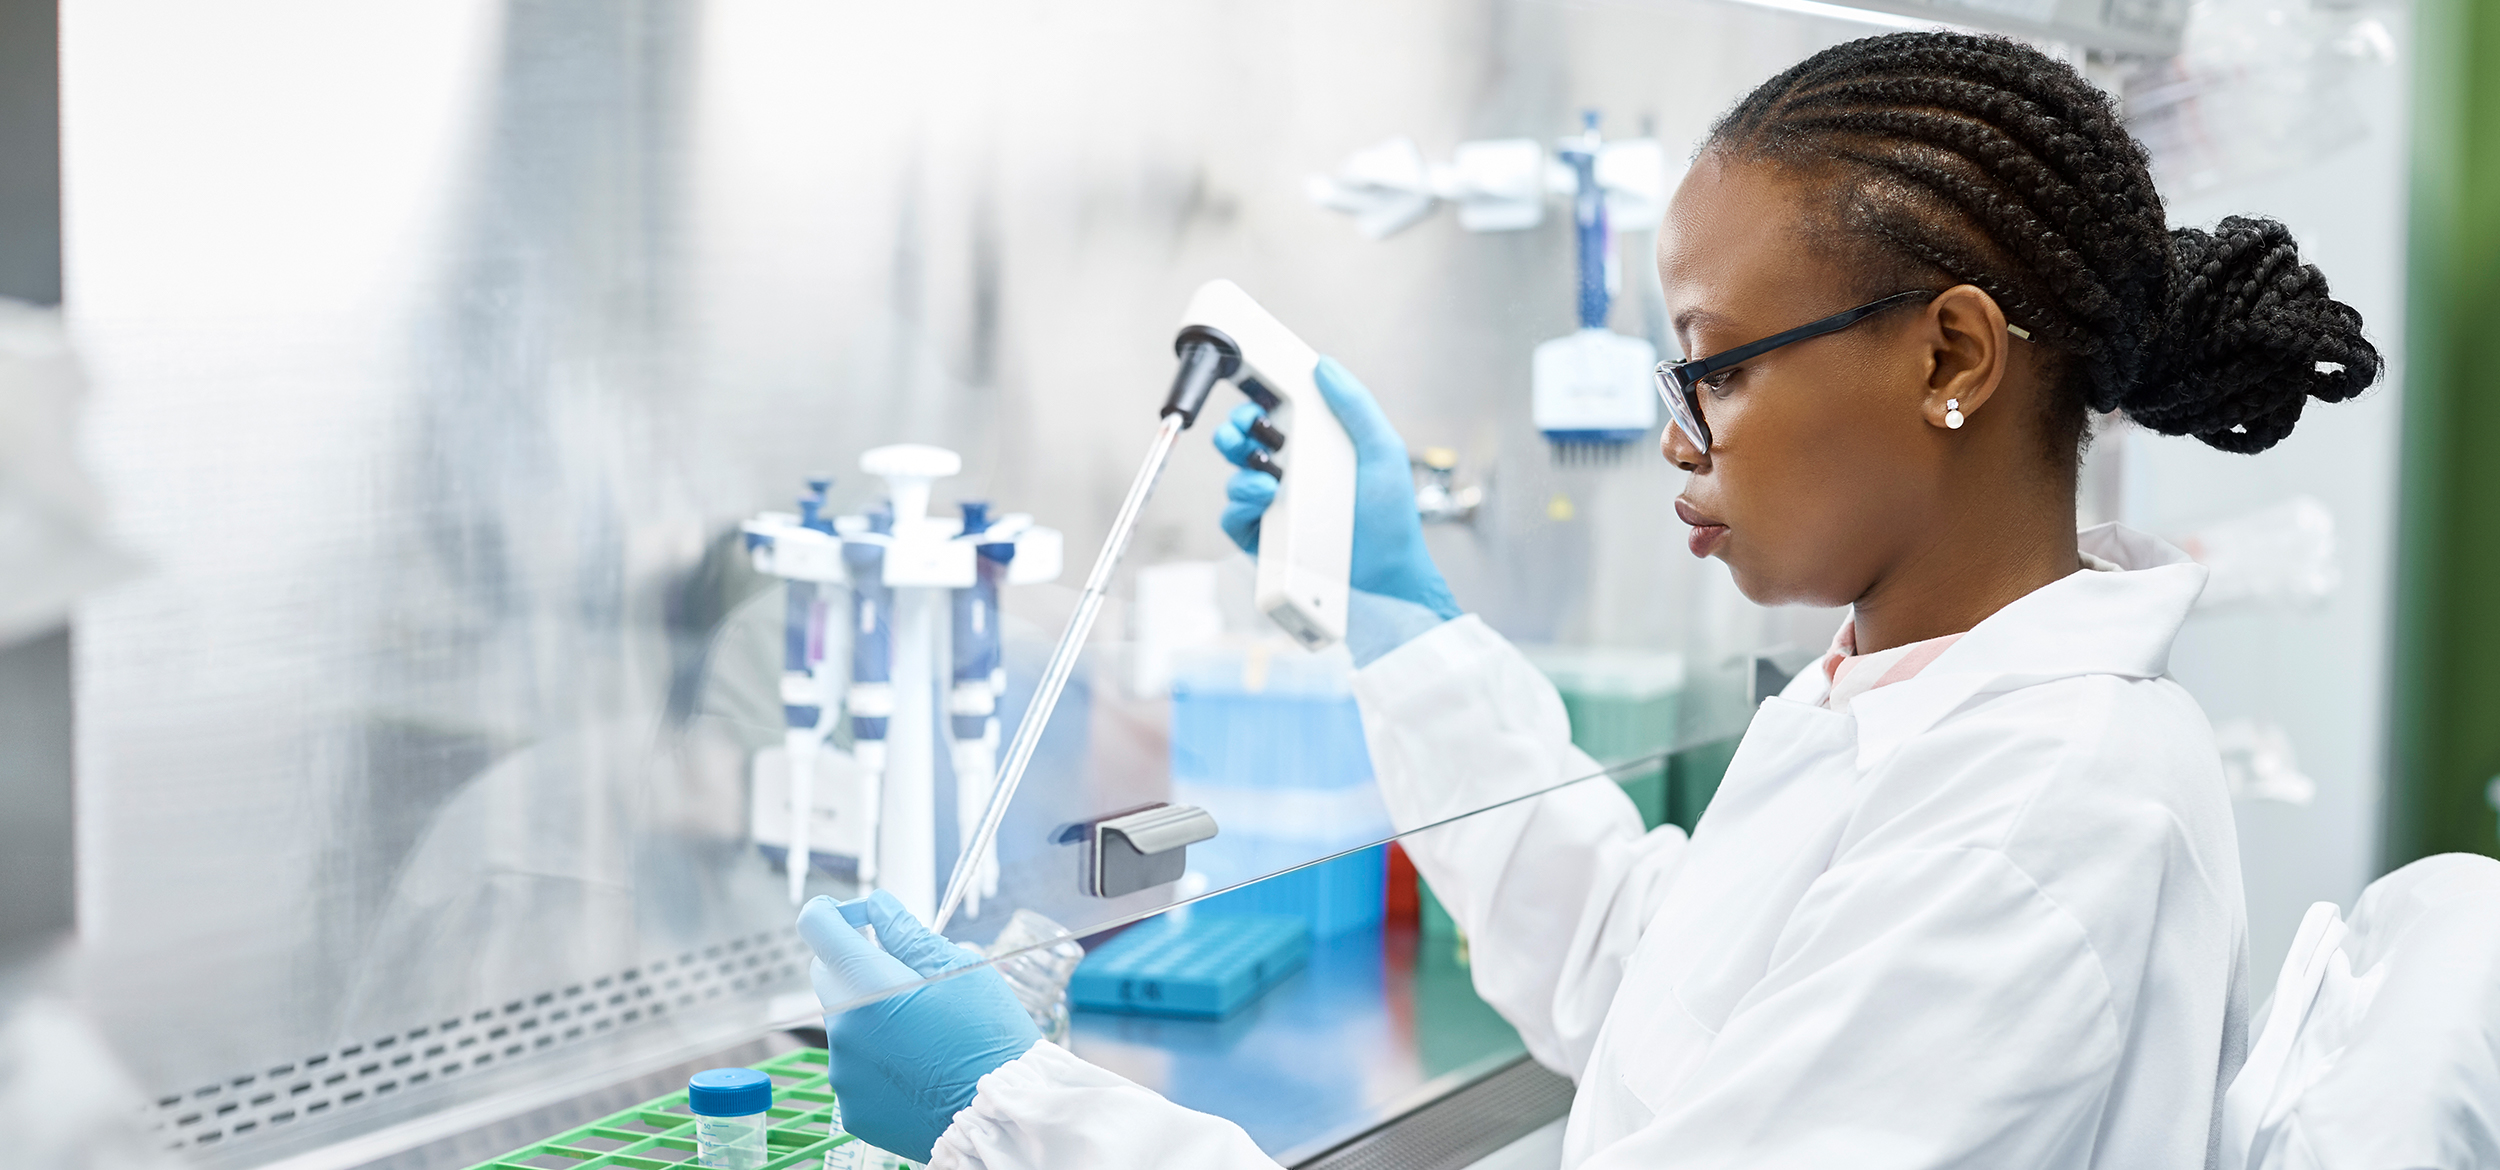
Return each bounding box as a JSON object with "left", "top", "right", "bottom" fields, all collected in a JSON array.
[
  {"left": 0, "top": 0, "right": 60, "bottom": 305},
  {"left": 2393, "top": 0, "right": 2500, "bottom": 865}
]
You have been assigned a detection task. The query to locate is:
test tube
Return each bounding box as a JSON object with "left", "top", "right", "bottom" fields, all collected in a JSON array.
[{"left": 687, "top": 1067, "right": 773, "bottom": 1169}]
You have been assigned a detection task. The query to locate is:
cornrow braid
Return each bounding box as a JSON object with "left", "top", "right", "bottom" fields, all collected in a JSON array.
[{"left": 1706, "top": 31, "right": 2380, "bottom": 454}]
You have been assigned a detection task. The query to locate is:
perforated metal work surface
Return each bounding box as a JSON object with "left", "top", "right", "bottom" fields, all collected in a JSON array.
[{"left": 1290, "top": 1055, "right": 1574, "bottom": 1170}]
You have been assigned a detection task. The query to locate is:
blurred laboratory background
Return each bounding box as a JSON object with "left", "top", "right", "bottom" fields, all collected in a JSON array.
[{"left": 3, "top": 0, "right": 2497, "bottom": 1166}]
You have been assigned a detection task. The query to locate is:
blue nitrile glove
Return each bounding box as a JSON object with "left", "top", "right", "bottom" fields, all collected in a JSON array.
[
  {"left": 797, "top": 891, "right": 1041, "bottom": 1164},
  {"left": 1213, "top": 355, "right": 1462, "bottom": 630}
]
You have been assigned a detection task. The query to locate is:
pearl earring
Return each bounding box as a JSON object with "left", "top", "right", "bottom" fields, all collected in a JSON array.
[{"left": 1945, "top": 398, "right": 1965, "bottom": 430}]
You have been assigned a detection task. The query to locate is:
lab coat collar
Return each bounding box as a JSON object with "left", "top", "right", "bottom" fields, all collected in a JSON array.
[{"left": 1833, "top": 524, "right": 2208, "bottom": 771}]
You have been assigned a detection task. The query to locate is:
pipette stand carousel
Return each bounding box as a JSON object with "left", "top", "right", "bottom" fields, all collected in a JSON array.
[{"left": 742, "top": 445, "right": 1062, "bottom": 921}]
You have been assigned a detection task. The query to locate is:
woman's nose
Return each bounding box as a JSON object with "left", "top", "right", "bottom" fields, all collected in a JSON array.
[{"left": 1663, "top": 422, "right": 1708, "bottom": 472}]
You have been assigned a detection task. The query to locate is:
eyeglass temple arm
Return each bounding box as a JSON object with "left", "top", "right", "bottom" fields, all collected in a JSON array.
[{"left": 1674, "top": 290, "right": 1935, "bottom": 379}]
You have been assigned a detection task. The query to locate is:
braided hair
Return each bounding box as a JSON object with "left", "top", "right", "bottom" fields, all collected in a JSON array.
[{"left": 1707, "top": 31, "right": 2379, "bottom": 454}]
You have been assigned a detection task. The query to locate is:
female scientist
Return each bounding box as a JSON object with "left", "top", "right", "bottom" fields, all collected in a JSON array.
[{"left": 797, "top": 30, "right": 2381, "bottom": 1169}]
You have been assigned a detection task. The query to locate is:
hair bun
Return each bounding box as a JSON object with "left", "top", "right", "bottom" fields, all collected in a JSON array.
[{"left": 2123, "top": 216, "right": 2381, "bottom": 453}]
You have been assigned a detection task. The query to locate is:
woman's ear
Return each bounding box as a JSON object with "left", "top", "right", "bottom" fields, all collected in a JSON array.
[{"left": 1919, "top": 284, "right": 2010, "bottom": 431}]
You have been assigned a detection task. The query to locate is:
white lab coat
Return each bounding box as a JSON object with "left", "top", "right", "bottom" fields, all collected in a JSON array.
[
  {"left": 2221, "top": 853, "right": 2500, "bottom": 1170},
  {"left": 932, "top": 525, "right": 2249, "bottom": 1170}
]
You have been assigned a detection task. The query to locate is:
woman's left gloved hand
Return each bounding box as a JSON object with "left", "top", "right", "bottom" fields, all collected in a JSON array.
[
  {"left": 797, "top": 891, "right": 1041, "bottom": 1164},
  {"left": 1213, "top": 357, "right": 1461, "bottom": 663}
]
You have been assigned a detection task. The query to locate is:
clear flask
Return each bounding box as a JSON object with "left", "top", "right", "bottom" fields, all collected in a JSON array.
[{"left": 983, "top": 908, "right": 1083, "bottom": 1044}]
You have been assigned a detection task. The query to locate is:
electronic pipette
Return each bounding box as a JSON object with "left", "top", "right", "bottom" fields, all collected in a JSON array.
[{"left": 932, "top": 279, "right": 1356, "bottom": 933}]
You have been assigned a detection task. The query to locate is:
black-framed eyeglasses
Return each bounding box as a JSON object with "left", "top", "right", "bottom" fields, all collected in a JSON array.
[{"left": 1654, "top": 289, "right": 1941, "bottom": 453}]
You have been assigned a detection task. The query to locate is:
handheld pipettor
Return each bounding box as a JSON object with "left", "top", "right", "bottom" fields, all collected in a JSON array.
[{"left": 934, "top": 280, "right": 1356, "bottom": 932}]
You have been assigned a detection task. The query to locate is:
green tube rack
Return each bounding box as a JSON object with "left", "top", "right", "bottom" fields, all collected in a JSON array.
[{"left": 461, "top": 1047, "right": 879, "bottom": 1170}]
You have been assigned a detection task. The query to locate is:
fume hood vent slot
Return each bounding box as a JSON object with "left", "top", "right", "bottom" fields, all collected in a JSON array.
[{"left": 143, "top": 929, "right": 813, "bottom": 1158}]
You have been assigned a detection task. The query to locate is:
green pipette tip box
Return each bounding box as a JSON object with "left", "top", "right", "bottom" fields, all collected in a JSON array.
[{"left": 460, "top": 1047, "right": 860, "bottom": 1170}]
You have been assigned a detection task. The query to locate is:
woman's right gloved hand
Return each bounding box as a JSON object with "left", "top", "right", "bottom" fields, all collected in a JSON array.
[{"left": 1213, "top": 356, "right": 1460, "bottom": 623}]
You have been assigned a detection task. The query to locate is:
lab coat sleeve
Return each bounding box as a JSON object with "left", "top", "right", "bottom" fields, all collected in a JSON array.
[
  {"left": 1588, "top": 847, "right": 2124, "bottom": 1170},
  {"left": 929, "top": 1040, "right": 1280, "bottom": 1170},
  {"left": 1353, "top": 615, "right": 1688, "bottom": 1080},
  {"left": 2246, "top": 854, "right": 2500, "bottom": 1170}
]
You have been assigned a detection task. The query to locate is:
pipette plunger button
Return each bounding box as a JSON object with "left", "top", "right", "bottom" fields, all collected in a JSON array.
[{"left": 1247, "top": 416, "right": 1287, "bottom": 452}]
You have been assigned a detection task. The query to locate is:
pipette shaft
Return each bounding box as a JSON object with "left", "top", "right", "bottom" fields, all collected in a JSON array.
[{"left": 933, "top": 413, "right": 1187, "bottom": 932}]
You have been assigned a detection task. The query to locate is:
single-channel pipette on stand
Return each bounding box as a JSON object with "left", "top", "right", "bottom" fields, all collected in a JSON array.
[{"left": 933, "top": 279, "right": 1356, "bottom": 934}]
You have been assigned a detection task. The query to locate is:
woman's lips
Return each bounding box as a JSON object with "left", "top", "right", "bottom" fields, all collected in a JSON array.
[
  {"left": 1686, "top": 524, "right": 1729, "bottom": 558},
  {"left": 1674, "top": 499, "right": 1729, "bottom": 558}
]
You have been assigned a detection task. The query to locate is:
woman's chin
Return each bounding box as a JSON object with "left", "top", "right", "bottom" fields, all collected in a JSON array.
[{"left": 1724, "top": 561, "right": 1848, "bottom": 611}]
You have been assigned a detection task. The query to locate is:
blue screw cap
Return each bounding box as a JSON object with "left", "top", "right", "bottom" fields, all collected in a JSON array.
[{"left": 686, "top": 1067, "right": 773, "bottom": 1117}]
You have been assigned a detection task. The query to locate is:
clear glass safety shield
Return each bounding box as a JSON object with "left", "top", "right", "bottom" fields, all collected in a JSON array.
[
  {"left": 806, "top": 755, "right": 1703, "bottom": 1167},
  {"left": 759, "top": 604, "right": 1770, "bottom": 960},
  {"left": 56, "top": 2, "right": 1860, "bottom": 1165}
]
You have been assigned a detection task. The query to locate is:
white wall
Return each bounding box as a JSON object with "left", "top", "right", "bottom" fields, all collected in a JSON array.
[{"left": 2115, "top": 3, "right": 2412, "bottom": 980}]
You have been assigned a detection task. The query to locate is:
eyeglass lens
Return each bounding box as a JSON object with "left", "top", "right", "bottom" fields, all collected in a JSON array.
[{"left": 1655, "top": 366, "right": 1709, "bottom": 453}]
